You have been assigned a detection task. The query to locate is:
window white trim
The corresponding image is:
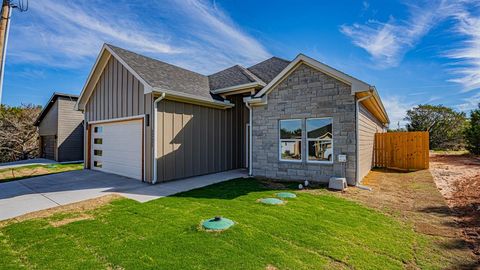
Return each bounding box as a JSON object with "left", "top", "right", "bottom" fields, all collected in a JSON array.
[
  {"left": 279, "top": 119, "right": 303, "bottom": 162},
  {"left": 306, "top": 117, "right": 333, "bottom": 164}
]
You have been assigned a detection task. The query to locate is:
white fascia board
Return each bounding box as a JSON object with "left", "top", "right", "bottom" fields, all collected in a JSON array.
[
  {"left": 371, "top": 86, "right": 390, "bottom": 124},
  {"left": 211, "top": 82, "right": 265, "bottom": 95},
  {"left": 255, "top": 54, "right": 372, "bottom": 98},
  {"left": 76, "top": 44, "right": 155, "bottom": 111},
  {"left": 76, "top": 45, "right": 110, "bottom": 111},
  {"left": 243, "top": 96, "right": 267, "bottom": 106},
  {"left": 152, "top": 88, "right": 234, "bottom": 108}
]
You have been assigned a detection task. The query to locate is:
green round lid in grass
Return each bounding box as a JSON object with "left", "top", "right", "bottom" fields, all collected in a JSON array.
[
  {"left": 276, "top": 192, "right": 297, "bottom": 199},
  {"left": 202, "top": 216, "right": 234, "bottom": 231},
  {"left": 259, "top": 198, "right": 285, "bottom": 205}
]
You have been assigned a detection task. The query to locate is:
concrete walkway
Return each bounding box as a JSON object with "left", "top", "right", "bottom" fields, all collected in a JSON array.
[
  {"left": 0, "top": 169, "right": 247, "bottom": 221},
  {"left": 0, "top": 158, "right": 57, "bottom": 170}
]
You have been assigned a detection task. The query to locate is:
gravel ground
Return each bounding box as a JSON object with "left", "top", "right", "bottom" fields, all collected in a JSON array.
[{"left": 430, "top": 152, "right": 480, "bottom": 256}]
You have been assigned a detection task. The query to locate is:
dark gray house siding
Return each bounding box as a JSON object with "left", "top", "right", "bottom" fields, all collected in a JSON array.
[
  {"left": 36, "top": 94, "right": 84, "bottom": 162},
  {"left": 251, "top": 64, "right": 357, "bottom": 184},
  {"left": 57, "top": 97, "right": 84, "bottom": 162}
]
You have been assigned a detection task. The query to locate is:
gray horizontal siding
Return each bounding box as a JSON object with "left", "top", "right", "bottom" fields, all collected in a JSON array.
[
  {"left": 38, "top": 101, "right": 58, "bottom": 136},
  {"left": 358, "top": 103, "right": 384, "bottom": 181},
  {"left": 57, "top": 97, "right": 84, "bottom": 162}
]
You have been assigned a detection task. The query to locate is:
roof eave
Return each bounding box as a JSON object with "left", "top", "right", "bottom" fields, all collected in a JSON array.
[
  {"left": 153, "top": 88, "right": 234, "bottom": 109},
  {"left": 210, "top": 82, "right": 265, "bottom": 95},
  {"left": 34, "top": 92, "right": 79, "bottom": 126}
]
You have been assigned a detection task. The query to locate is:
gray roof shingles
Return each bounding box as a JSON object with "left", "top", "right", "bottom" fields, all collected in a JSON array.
[
  {"left": 106, "top": 44, "right": 290, "bottom": 100},
  {"left": 208, "top": 65, "right": 257, "bottom": 91},
  {"left": 106, "top": 44, "right": 220, "bottom": 101},
  {"left": 247, "top": 57, "right": 290, "bottom": 84}
]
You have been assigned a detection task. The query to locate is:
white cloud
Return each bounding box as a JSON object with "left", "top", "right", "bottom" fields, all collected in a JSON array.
[
  {"left": 340, "top": 1, "right": 457, "bottom": 68},
  {"left": 151, "top": 0, "right": 270, "bottom": 72},
  {"left": 382, "top": 96, "right": 414, "bottom": 128},
  {"left": 456, "top": 91, "right": 480, "bottom": 112},
  {"left": 445, "top": 8, "right": 480, "bottom": 92},
  {"left": 7, "top": 0, "right": 270, "bottom": 73}
]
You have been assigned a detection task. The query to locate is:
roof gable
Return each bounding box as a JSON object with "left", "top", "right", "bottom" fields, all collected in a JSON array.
[
  {"left": 107, "top": 45, "right": 214, "bottom": 100},
  {"left": 77, "top": 44, "right": 223, "bottom": 111},
  {"left": 34, "top": 92, "right": 79, "bottom": 126},
  {"left": 255, "top": 54, "right": 372, "bottom": 98}
]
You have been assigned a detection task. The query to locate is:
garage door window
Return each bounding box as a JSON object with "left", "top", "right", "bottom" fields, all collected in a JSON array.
[
  {"left": 94, "top": 126, "right": 103, "bottom": 133},
  {"left": 94, "top": 138, "right": 103, "bottom": 144},
  {"left": 94, "top": 161, "right": 102, "bottom": 168},
  {"left": 94, "top": 150, "right": 102, "bottom": 156}
]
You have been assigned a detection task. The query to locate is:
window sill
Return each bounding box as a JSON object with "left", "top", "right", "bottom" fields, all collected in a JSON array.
[
  {"left": 307, "top": 161, "right": 334, "bottom": 165},
  {"left": 279, "top": 159, "right": 302, "bottom": 163}
]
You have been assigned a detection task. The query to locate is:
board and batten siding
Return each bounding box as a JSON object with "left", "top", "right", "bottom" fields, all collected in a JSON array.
[
  {"left": 38, "top": 101, "right": 58, "bottom": 136},
  {"left": 84, "top": 56, "right": 154, "bottom": 181},
  {"left": 358, "top": 102, "right": 385, "bottom": 181},
  {"left": 155, "top": 95, "right": 248, "bottom": 182},
  {"left": 57, "top": 97, "right": 84, "bottom": 162}
]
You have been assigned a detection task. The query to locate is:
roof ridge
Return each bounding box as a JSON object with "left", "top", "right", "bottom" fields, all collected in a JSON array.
[
  {"left": 105, "top": 43, "right": 207, "bottom": 78},
  {"left": 247, "top": 56, "right": 290, "bottom": 69},
  {"left": 237, "top": 65, "right": 265, "bottom": 85}
]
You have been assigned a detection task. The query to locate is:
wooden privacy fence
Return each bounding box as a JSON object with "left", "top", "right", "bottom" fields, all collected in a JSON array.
[{"left": 374, "top": 131, "right": 429, "bottom": 170}]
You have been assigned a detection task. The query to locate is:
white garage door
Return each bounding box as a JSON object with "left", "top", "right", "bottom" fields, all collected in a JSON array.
[{"left": 91, "top": 119, "right": 143, "bottom": 180}]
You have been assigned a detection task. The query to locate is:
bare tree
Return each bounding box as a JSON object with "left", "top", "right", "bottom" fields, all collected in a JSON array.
[{"left": 0, "top": 104, "right": 41, "bottom": 162}]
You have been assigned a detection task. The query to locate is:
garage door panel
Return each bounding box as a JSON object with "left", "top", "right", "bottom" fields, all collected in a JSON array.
[
  {"left": 97, "top": 162, "right": 142, "bottom": 180},
  {"left": 91, "top": 119, "right": 143, "bottom": 180}
]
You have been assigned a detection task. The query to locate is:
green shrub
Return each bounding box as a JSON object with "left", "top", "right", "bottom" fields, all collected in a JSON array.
[{"left": 465, "top": 104, "right": 480, "bottom": 155}]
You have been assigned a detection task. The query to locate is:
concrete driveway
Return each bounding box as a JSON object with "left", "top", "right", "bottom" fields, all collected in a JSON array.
[{"left": 0, "top": 169, "right": 247, "bottom": 221}]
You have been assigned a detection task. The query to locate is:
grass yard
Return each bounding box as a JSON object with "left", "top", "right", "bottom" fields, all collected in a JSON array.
[
  {"left": 0, "top": 178, "right": 466, "bottom": 270},
  {"left": 0, "top": 163, "right": 83, "bottom": 183}
]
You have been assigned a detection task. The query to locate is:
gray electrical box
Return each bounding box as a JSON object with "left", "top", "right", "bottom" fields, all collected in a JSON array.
[{"left": 338, "top": 154, "right": 347, "bottom": 163}]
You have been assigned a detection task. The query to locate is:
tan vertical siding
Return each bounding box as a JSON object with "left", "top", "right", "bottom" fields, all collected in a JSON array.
[
  {"left": 84, "top": 57, "right": 153, "bottom": 181},
  {"left": 358, "top": 103, "right": 385, "bottom": 181},
  {"left": 155, "top": 95, "right": 247, "bottom": 182},
  {"left": 85, "top": 57, "right": 146, "bottom": 121}
]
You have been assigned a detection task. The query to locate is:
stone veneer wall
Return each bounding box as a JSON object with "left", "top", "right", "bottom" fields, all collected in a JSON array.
[{"left": 251, "top": 63, "right": 357, "bottom": 184}]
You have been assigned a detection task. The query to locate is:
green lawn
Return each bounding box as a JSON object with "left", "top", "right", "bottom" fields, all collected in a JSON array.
[
  {"left": 0, "top": 179, "right": 446, "bottom": 269},
  {"left": 0, "top": 163, "right": 83, "bottom": 183}
]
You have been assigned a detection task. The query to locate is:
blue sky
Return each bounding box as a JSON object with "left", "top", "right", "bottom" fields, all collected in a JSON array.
[{"left": 2, "top": 0, "right": 480, "bottom": 126}]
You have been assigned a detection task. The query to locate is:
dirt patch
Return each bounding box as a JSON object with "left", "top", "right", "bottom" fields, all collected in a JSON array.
[
  {"left": 49, "top": 213, "right": 93, "bottom": 227},
  {"left": 265, "top": 264, "right": 278, "bottom": 270},
  {"left": 0, "top": 194, "right": 122, "bottom": 228},
  {"left": 0, "top": 167, "right": 50, "bottom": 181},
  {"left": 260, "top": 180, "right": 289, "bottom": 190},
  {"left": 339, "top": 169, "right": 462, "bottom": 238},
  {"left": 430, "top": 153, "right": 480, "bottom": 256},
  {"left": 315, "top": 168, "right": 479, "bottom": 268}
]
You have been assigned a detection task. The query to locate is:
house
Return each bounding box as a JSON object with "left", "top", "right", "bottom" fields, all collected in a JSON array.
[
  {"left": 76, "top": 44, "right": 389, "bottom": 185},
  {"left": 34, "top": 92, "right": 84, "bottom": 162}
]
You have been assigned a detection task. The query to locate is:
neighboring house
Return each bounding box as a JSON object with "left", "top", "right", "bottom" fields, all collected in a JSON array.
[
  {"left": 34, "top": 93, "right": 84, "bottom": 162},
  {"left": 76, "top": 44, "right": 389, "bottom": 185}
]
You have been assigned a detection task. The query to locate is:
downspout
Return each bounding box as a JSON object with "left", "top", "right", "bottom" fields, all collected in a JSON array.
[
  {"left": 355, "top": 90, "right": 373, "bottom": 186},
  {"left": 152, "top": 92, "right": 166, "bottom": 184},
  {"left": 245, "top": 101, "right": 253, "bottom": 176}
]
